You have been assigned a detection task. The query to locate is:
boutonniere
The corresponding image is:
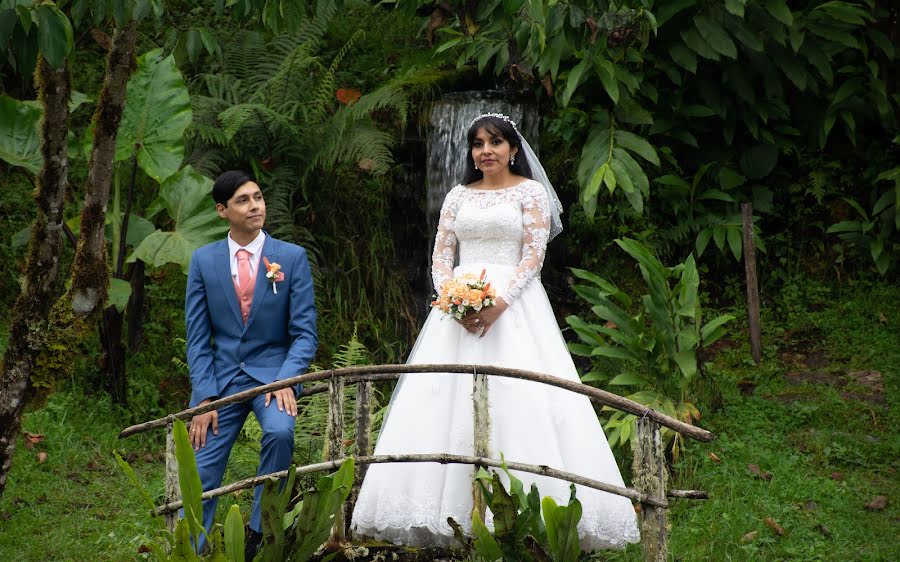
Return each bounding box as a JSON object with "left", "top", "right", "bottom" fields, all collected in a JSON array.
[{"left": 263, "top": 257, "right": 285, "bottom": 294}]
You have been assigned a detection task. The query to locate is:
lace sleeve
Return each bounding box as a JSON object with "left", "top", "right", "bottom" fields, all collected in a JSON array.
[
  {"left": 502, "top": 182, "right": 551, "bottom": 305},
  {"left": 431, "top": 187, "right": 461, "bottom": 293}
]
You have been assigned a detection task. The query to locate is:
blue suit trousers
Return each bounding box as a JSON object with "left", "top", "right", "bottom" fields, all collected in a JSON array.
[{"left": 193, "top": 372, "right": 295, "bottom": 545}]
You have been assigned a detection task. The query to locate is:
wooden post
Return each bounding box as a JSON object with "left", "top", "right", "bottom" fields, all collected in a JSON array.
[
  {"left": 632, "top": 417, "right": 668, "bottom": 562},
  {"left": 742, "top": 202, "right": 762, "bottom": 364},
  {"left": 347, "top": 380, "right": 373, "bottom": 533},
  {"left": 164, "top": 421, "right": 179, "bottom": 533},
  {"left": 325, "top": 374, "right": 345, "bottom": 542},
  {"left": 472, "top": 370, "right": 491, "bottom": 520}
]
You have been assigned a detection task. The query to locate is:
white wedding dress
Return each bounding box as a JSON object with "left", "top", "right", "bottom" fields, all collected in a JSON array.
[{"left": 350, "top": 179, "right": 640, "bottom": 550}]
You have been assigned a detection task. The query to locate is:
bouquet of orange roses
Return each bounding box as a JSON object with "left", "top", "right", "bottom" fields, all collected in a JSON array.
[{"left": 431, "top": 269, "right": 497, "bottom": 319}]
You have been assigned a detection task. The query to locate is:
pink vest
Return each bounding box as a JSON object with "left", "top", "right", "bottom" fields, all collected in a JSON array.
[{"left": 233, "top": 256, "right": 260, "bottom": 323}]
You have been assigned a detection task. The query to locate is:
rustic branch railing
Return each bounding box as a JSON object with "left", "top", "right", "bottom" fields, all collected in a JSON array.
[
  {"left": 120, "top": 364, "right": 715, "bottom": 562},
  {"left": 120, "top": 364, "right": 714, "bottom": 441},
  {"left": 152, "top": 453, "right": 666, "bottom": 516}
]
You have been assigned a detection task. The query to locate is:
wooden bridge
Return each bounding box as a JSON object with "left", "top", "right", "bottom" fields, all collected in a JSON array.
[{"left": 120, "top": 364, "right": 714, "bottom": 561}]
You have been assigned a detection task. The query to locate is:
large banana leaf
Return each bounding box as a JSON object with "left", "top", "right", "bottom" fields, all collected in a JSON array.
[
  {"left": 115, "top": 48, "right": 192, "bottom": 182},
  {"left": 0, "top": 95, "right": 41, "bottom": 173},
  {"left": 128, "top": 166, "right": 228, "bottom": 273}
]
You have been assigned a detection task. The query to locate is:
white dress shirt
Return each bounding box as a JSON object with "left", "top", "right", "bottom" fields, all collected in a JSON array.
[{"left": 227, "top": 230, "right": 266, "bottom": 285}]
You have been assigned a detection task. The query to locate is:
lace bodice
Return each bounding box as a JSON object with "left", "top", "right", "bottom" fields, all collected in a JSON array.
[{"left": 432, "top": 179, "right": 551, "bottom": 304}]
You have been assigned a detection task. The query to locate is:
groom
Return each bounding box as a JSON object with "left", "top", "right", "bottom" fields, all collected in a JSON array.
[{"left": 184, "top": 170, "right": 317, "bottom": 553}]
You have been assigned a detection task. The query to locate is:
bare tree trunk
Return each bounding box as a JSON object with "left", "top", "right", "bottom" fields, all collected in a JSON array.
[
  {"left": 100, "top": 155, "right": 141, "bottom": 404},
  {"left": 68, "top": 22, "right": 137, "bottom": 319},
  {"left": 126, "top": 260, "right": 146, "bottom": 349},
  {"left": 100, "top": 305, "right": 127, "bottom": 403},
  {"left": 742, "top": 203, "right": 762, "bottom": 364},
  {"left": 0, "top": 57, "right": 70, "bottom": 496}
]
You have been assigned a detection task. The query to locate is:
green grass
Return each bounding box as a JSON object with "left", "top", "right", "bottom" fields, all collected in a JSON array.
[
  {"left": 0, "top": 384, "right": 341, "bottom": 561},
  {"left": 0, "top": 390, "right": 163, "bottom": 561},
  {"left": 595, "top": 278, "right": 900, "bottom": 562}
]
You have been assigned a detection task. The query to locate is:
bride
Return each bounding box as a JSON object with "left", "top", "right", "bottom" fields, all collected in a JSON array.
[{"left": 350, "top": 113, "right": 640, "bottom": 550}]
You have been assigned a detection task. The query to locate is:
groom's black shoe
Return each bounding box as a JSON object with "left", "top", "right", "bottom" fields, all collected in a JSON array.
[{"left": 245, "top": 529, "right": 263, "bottom": 561}]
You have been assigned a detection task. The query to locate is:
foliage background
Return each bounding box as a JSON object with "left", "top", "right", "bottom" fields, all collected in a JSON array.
[{"left": 0, "top": 0, "right": 897, "bottom": 560}]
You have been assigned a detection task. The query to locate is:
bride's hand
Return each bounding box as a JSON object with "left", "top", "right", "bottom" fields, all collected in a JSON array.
[{"left": 461, "top": 298, "right": 508, "bottom": 337}]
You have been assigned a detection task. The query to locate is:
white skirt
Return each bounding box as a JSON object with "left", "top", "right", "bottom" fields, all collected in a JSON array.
[{"left": 350, "top": 263, "right": 640, "bottom": 550}]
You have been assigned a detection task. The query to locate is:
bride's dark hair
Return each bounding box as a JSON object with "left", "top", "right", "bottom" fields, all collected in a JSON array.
[{"left": 462, "top": 115, "right": 533, "bottom": 185}]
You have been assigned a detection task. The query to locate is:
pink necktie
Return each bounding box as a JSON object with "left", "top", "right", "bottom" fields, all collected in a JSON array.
[{"left": 237, "top": 249, "right": 252, "bottom": 292}]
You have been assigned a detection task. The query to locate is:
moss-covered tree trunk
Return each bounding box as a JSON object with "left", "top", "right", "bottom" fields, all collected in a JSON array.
[
  {"left": 51, "top": 22, "right": 138, "bottom": 406},
  {"left": 0, "top": 57, "right": 70, "bottom": 496},
  {"left": 68, "top": 22, "right": 137, "bottom": 321}
]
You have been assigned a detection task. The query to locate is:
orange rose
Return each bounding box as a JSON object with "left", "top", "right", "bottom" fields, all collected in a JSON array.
[
  {"left": 466, "top": 289, "right": 483, "bottom": 304},
  {"left": 439, "top": 281, "right": 450, "bottom": 296}
]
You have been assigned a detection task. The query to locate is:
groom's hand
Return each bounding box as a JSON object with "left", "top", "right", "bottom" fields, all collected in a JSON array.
[
  {"left": 266, "top": 387, "right": 298, "bottom": 417},
  {"left": 190, "top": 399, "right": 219, "bottom": 451}
]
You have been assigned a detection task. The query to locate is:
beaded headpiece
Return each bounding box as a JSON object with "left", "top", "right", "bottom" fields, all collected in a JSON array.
[{"left": 469, "top": 112, "right": 519, "bottom": 131}]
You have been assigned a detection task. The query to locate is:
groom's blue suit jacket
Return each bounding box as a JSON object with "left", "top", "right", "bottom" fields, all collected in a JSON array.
[{"left": 185, "top": 234, "right": 317, "bottom": 407}]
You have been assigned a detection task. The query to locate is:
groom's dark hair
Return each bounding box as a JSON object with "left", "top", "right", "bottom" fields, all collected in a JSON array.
[{"left": 213, "top": 170, "right": 256, "bottom": 206}]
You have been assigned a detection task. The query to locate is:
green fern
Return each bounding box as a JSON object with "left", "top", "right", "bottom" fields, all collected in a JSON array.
[
  {"left": 184, "top": 8, "right": 445, "bottom": 370},
  {"left": 331, "top": 326, "right": 370, "bottom": 369}
]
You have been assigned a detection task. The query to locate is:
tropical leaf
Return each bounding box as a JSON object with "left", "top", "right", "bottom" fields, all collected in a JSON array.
[
  {"left": 471, "top": 511, "right": 503, "bottom": 561},
  {"left": 562, "top": 56, "right": 590, "bottom": 107},
  {"left": 124, "top": 214, "right": 157, "bottom": 248},
  {"left": 701, "top": 314, "right": 734, "bottom": 345},
  {"left": 224, "top": 504, "right": 245, "bottom": 562},
  {"left": 763, "top": 0, "right": 793, "bottom": 26},
  {"left": 609, "top": 372, "right": 645, "bottom": 386},
  {"left": 674, "top": 349, "right": 698, "bottom": 380},
  {"left": 541, "top": 486, "right": 582, "bottom": 562},
  {"left": 595, "top": 58, "right": 619, "bottom": 104},
  {"left": 739, "top": 144, "right": 779, "bottom": 179},
  {"left": 34, "top": 4, "right": 73, "bottom": 69},
  {"left": 107, "top": 278, "right": 132, "bottom": 313},
  {"left": 669, "top": 43, "right": 697, "bottom": 73},
  {"left": 172, "top": 419, "right": 204, "bottom": 550},
  {"left": 286, "top": 459, "right": 354, "bottom": 561},
  {"left": 128, "top": 166, "right": 228, "bottom": 272},
  {"left": 694, "top": 14, "right": 737, "bottom": 59},
  {"left": 0, "top": 95, "right": 41, "bottom": 173},
  {"left": 614, "top": 130, "right": 660, "bottom": 166},
  {"left": 115, "top": 49, "right": 192, "bottom": 182},
  {"left": 171, "top": 518, "right": 202, "bottom": 561},
  {"left": 725, "top": 0, "right": 746, "bottom": 18}
]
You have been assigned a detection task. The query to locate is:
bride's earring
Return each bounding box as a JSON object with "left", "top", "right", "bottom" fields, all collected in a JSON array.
[
  {"left": 510, "top": 154, "right": 516, "bottom": 165},
  {"left": 474, "top": 163, "right": 478, "bottom": 170}
]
